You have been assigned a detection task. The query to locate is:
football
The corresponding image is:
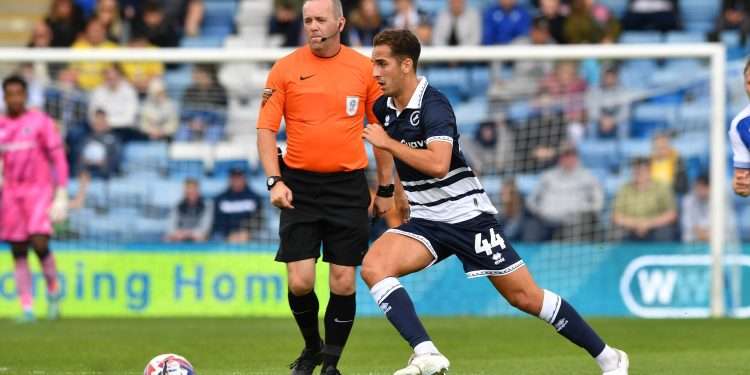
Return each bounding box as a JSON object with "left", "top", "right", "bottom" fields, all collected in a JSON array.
[{"left": 143, "top": 353, "right": 195, "bottom": 375}]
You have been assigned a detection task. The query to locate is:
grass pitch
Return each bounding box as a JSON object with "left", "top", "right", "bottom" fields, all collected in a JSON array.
[{"left": 0, "top": 317, "right": 747, "bottom": 374}]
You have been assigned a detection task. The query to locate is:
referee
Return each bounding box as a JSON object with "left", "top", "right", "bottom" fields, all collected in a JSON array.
[{"left": 256, "top": 0, "right": 394, "bottom": 373}]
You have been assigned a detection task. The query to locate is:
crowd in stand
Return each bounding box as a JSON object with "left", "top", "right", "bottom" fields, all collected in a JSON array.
[{"left": 2, "top": 0, "right": 742, "bottom": 243}]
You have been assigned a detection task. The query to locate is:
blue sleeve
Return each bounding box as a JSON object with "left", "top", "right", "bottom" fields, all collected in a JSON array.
[
  {"left": 422, "top": 96, "right": 456, "bottom": 141},
  {"left": 516, "top": 8, "right": 531, "bottom": 39},
  {"left": 737, "top": 117, "right": 750, "bottom": 150},
  {"left": 481, "top": 8, "right": 495, "bottom": 45}
]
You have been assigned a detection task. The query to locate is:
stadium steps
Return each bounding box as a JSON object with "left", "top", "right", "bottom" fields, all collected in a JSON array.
[{"left": 0, "top": 0, "right": 48, "bottom": 46}]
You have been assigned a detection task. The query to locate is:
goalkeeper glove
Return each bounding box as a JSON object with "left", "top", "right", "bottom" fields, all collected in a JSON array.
[{"left": 50, "top": 187, "right": 69, "bottom": 222}]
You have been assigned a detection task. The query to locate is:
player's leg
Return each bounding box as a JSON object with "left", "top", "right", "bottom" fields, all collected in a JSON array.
[
  {"left": 361, "top": 232, "right": 449, "bottom": 375},
  {"left": 10, "top": 241, "right": 35, "bottom": 322},
  {"left": 318, "top": 170, "right": 370, "bottom": 375},
  {"left": 322, "top": 264, "right": 357, "bottom": 374},
  {"left": 489, "top": 268, "right": 628, "bottom": 374},
  {"left": 29, "top": 234, "right": 61, "bottom": 320},
  {"left": 277, "top": 213, "right": 324, "bottom": 374}
]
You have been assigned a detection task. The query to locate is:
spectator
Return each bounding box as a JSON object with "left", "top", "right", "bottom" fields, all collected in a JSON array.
[
  {"left": 492, "top": 15, "right": 555, "bottom": 100},
  {"left": 613, "top": 157, "right": 677, "bottom": 241},
  {"left": 183, "top": 64, "right": 228, "bottom": 113},
  {"left": 77, "top": 109, "right": 122, "bottom": 179},
  {"left": 139, "top": 79, "right": 179, "bottom": 141},
  {"left": 70, "top": 19, "right": 119, "bottom": 91},
  {"left": 482, "top": 0, "right": 531, "bottom": 45},
  {"left": 540, "top": 60, "right": 587, "bottom": 117},
  {"left": 564, "top": 0, "right": 621, "bottom": 44},
  {"left": 45, "top": 0, "right": 86, "bottom": 48},
  {"left": 174, "top": 111, "right": 224, "bottom": 143},
  {"left": 45, "top": 68, "right": 89, "bottom": 171},
  {"left": 212, "top": 168, "right": 263, "bottom": 243},
  {"left": 497, "top": 178, "right": 525, "bottom": 241},
  {"left": 587, "top": 65, "right": 630, "bottom": 139},
  {"left": 69, "top": 108, "right": 122, "bottom": 210},
  {"left": 681, "top": 174, "right": 710, "bottom": 243},
  {"left": 121, "top": 34, "right": 165, "bottom": 97},
  {"left": 88, "top": 65, "right": 141, "bottom": 142},
  {"left": 523, "top": 144, "right": 604, "bottom": 241},
  {"left": 512, "top": 89, "right": 568, "bottom": 172},
  {"left": 93, "top": 0, "right": 125, "bottom": 43},
  {"left": 165, "top": 178, "right": 213, "bottom": 242},
  {"left": 650, "top": 131, "right": 688, "bottom": 194},
  {"left": 536, "top": 0, "right": 568, "bottom": 44},
  {"left": 432, "top": 0, "right": 482, "bottom": 46},
  {"left": 269, "top": 0, "right": 303, "bottom": 47},
  {"left": 461, "top": 119, "right": 515, "bottom": 175},
  {"left": 347, "top": 0, "right": 385, "bottom": 46},
  {"left": 714, "top": 0, "right": 750, "bottom": 45},
  {"left": 132, "top": 1, "right": 181, "bottom": 48},
  {"left": 622, "top": 0, "right": 681, "bottom": 32},
  {"left": 161, "top": 0, "right": 205, "bottom": 37},
  {"left": 388, "top": 0, "right": 433, "bottom": 43}
]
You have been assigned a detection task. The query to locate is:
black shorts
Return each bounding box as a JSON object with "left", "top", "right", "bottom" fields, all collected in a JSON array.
[
  {"left": 275, "top": 166, "right": 371, "bottom": 266},
  {"left": 388, "top": 213, "right": 525, "bottom": 278}
]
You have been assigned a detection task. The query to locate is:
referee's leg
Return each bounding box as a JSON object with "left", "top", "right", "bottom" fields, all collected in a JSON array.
[{"left": 286, "top": 259, "right": 324, "bottom": 375}]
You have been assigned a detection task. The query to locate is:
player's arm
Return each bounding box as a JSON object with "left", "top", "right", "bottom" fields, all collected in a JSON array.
[
  {"left": 364, "top": 124, "right": 452, "bottom": 178},
  {"left": 257, "top": 63, "right": 293, "bottom": 209},
  {"left": 366, "top": 89, "right": 395, "bottom": 216},
  {"left": 730, "top": 118, "right": 750, "bottom": 196},
  {"left": 42, "top": 118, "right": 70, "bottom": 221}
]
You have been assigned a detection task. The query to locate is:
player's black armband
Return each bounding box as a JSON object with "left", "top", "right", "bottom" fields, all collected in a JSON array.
[{"left": 376, "top": 184, "right": 395, "bottom": 198}]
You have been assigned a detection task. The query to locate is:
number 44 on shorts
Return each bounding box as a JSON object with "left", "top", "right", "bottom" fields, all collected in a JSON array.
[{"left": 474, "top": 228, "right": 506, "bottom": 265}]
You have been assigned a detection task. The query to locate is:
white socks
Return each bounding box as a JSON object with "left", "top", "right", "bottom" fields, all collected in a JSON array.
[
  {"left": 596, "top": 345, "right": 620, "bottom": 372},
  {"left": 414, "top": 341, "right": 440, "bottom": 356}
]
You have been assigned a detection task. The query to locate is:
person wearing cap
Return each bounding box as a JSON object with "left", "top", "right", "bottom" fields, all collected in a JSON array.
[
  {"left": 211, "top": 168, "right": 262, "bottom": 243},
  {"left": 164, "top": 178, "right": 213, "bottom": 242},
  {"left": 612, "top": 157, "right": 677, "bottom": 241},
  {"left": 523, "top": 142, "right": 604, "bottom": 242}
]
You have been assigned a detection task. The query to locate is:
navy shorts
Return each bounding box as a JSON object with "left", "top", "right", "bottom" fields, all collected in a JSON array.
[{"left": 387, "top": 213, "right": 525, "bottom": 278}]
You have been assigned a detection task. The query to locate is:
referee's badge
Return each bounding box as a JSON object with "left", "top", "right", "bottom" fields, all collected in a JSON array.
[
  {"left": 346, "top": 96, "right": 359, "bottom": 116},
  {"left": 261, "top": 88, "right": 275, "bottom": 108}
]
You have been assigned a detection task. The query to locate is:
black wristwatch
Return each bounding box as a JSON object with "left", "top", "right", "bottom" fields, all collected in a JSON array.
[
  {"left": 266, "top": 176, "right": 283, "bottom": 190},
  {"left": 376, "top": 184, "right": 395, "bottom": 197}
]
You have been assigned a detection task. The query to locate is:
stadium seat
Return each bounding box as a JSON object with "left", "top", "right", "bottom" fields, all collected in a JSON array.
[
  {"left": 684, "top": 21, "right": 714, "bottom": 33},
  {"left": 148, "top": 178, "right": 186, "bottom": 211},
  {"left": 122, "top": 141, "right": 168, "bottom": 174},
  {"left": 681, "top": 0, "right": 719, "bottom": 25},
  {"left": 672, "top": 132, "right": 709, "bottom": 159},
  {"left": 180, "top": 36, "right": 226, "bottom": 48},
  {"left": 479, "top": 175, "right": 502, "bottom": 199},
  {"left": 200, "top": 177, "right": 227, "bottom": 198},
  {"left": 620, "top": 32, "right": 662, "bottom": 44},
  {"left": 212, "top": 141, "right": 254, "bottom": 176},
  {"left": 454, "top": 98, "right": 488, "bottom": 133},
  {"left": 169, "top": 142, "right": 213, "bottom": 177},
  {"left": 514, "top": 174, "right": 539, "bottom": 196},
  {"left": 202, "top": 1, "right": 237, "bottom": 28},
  {"left": 598, "top": 0, "right": 627, "bottom": 18},
  {"left": 106, "top": 176, "right": 151, "bottom": 208},
  {"left": 578, "top": 139, "right": 621, "bottom": 173},
  {"left": 619, "top": 138, "right": 651, "bottom": 159},
  {"left": 665, "top": 31, "right": 705, "bottom": 44},
  {"left": 721, "top": 30, "right": 741, "bottom": 47},
  {"left": 133, "top": 216, "right": 170, "bottom": 242}
]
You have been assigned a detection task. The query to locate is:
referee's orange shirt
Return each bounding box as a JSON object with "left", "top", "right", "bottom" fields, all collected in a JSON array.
[{"left": 257, "top": 45, "right": 382, "bottom": 173}]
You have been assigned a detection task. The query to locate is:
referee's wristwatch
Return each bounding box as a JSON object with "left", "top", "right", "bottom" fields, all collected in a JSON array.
[{"left": 266, "top": 176, "right": 283, "bottom": 190}]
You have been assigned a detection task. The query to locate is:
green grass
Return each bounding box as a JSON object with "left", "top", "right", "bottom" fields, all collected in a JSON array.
[{"left": 0, "top": 317, "right": 747, "bottom": 374}]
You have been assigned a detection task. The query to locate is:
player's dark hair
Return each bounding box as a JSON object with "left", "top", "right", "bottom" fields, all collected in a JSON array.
[
  {"left": 373, "top": 29, "right": 421, "bottom": 73},
  {"left": 2, "top": 75, "right": 27, "bottom": 92}
]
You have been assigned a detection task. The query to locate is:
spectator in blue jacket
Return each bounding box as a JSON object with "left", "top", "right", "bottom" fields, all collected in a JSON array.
[
  {"left": 212, "top": 168, "right": 263, "bottom": 243},
  {"left": 482, "top": 0, "right": 531, "bottom": 45}
]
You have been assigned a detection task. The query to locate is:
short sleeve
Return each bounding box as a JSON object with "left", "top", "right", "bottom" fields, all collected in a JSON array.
[
  {"left": 256, "top": 62, "right": 287, "bottom": 132},
  {"left": 371, "top": 96, "right": 387, "bottom": 125},
  {"left": 39, "top": 114, "right": 63, "bottom": 151},
  {"left": 422, "top": 96, "right": 456, "bottom": 145},
  {"left": 731, "top": 117, "right": 750, "bottom": 169}
]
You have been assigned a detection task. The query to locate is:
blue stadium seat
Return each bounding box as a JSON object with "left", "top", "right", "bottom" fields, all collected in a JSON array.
[
  {"left": 620, "top": 31, "right": 662, "bottom": 44},
  {"left": 681, "top": 0, "right": 719, "bottom": 25},
  {"left": 678, "top": 105, "right": 710, "bottom": 127},
  {"left": 665, "top": 31, "right": 705, "bottom": 43},
  {"left": 202, "top": 25, "right": 233, "bottom": 39},
  {"left": 454, "top": 98, "right": 488, "bottom": 132},
  {"left": 213, "top": 159, "right": 251, "bottom": 177},
  {"left": 672, "top": 132, "right": 709, "bottom": 159},
  {"left": 684, "top": 21, "right": 714, "bottom": 33},
  {"left": 469, "top": 66, "right": 491, "bottom": 94},
  {"left": 107, "top": 176, "right": 151, "bottom": 208},
  {"left": 604, "top": 172, "right": 629, "bottom": 198},
  {"left": 633, "top": 102, "right": 677, "bottom": 125},
  {"left": 619, "top": 138, "right": 651, "bottom": 159},
  {"left": 123, "top": 141, "right": 168, "bottom": 174},
  {"left": 200, "top": 177, "right": 227, "bottom": 198},
  {"left": 598, "top": 0, "right": 628, "bottom": 18},
  {"left": 479, "top": 175, "right": 502, "bottom": 199},
  {"left": 148, "top": 178, "right": 186, "bottom": 210},
  {"left": 81, "top": 213, "right": 133, "bottom": 241},
  {"left": 721, "top": 30, "right": 741, "bottom": 47},
  {"left": 164, "top": 65, "right": 193, "bottom": 98},
  {"left": 578, "top": 139, "right": 621, "bottom": 173},
  {"left": 425, "top": 66, "right": 470, "bottom": 100},
  {"left": 202, "top": 1, "right": 237, "bottom": 27},
  {"left": 133, "top": 216, "right": 170, "bottom": 242},
  {"left": 180, "top": 36, "right": 225, "bottom": 48},
  {"left": 514, "top": 174, "right": 539, "bottom": 196}
]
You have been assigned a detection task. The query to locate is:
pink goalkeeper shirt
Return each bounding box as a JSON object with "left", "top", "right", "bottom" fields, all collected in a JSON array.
[{"left": 0, "top": 109, "right": 69, "bottom": 188}]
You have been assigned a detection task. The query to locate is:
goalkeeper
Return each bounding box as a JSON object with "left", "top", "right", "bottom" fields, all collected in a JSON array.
[{"left": 0, "top": 75, "right": 69, "bottom": 322}]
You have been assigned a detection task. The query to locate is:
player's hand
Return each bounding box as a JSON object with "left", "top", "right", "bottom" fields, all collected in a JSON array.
[
  {"left": 363, "top": 124, "right": 391, "bottom": 149},
  {"left": 733, "top": 169, "right": 750, "bottom": 197},
  {"left": 373, "top": 196, "right": 393, "bottom": 218},
  {"left": 270, "top": 182, "right": 294, "bottom": 209},
  {"left": 49, "top": 187, "right": 69, "bottom": 222}
]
